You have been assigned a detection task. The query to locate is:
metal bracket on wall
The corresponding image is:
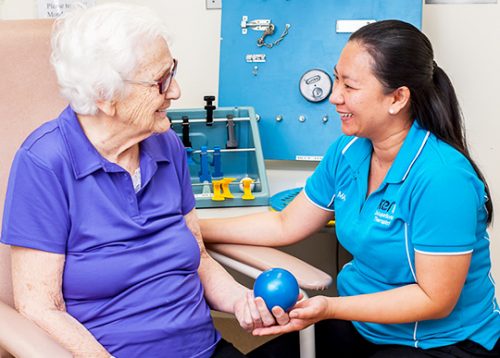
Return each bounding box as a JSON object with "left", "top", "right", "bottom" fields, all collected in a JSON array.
[
  {"left": 241, "top": 16, "right": 272, "bottom": 34},
  {"left": 241, "top": 16, "right": 291, "bottom": 48}
]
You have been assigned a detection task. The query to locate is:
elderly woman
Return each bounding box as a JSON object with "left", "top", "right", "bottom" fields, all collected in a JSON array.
[{"left": 0, "top": 4, "right": 284, "bottom": 358}]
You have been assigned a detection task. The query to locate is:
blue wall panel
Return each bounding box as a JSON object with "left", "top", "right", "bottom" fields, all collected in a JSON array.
[{"left": 218, "top": 0, "right": 422, "bottom": 160}]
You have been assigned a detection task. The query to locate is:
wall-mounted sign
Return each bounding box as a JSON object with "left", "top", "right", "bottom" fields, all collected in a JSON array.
[{"left": 37, "top": 0, "right": 95, "bottom": 18}]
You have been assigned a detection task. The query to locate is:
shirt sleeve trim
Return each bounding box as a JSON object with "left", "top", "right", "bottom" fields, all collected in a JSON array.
[
  {"left": 0, "top": 237, "right": 66, "bottom": 254},
  {"left": 414, "top": 248, "right": 473, "bottom": 256},
  {"left": 182, "top": 199, "right": 196, "bottom": 216},
  {"left": 303, "top": 190, "right": 335, "bottom": 212}
]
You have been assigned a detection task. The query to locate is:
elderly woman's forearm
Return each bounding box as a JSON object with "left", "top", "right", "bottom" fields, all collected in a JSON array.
[
  {"left": 17, "top": 306, "right": 110, "bottom": 358},
  {"left": 185, "top": 208, "right": 248, "bottom": 312},
  {"left": 12, "top": 247, "right": 110, "bottom": 357},
  {"left": 198, "top": 254, "right": 248, "bottom": 313}
]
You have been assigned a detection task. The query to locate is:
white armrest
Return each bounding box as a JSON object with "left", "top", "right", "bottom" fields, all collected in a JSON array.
[
  {"left": 206, "top": 243, "right": 332, "bottom": 290},
  {"left": 0, "top": 301, "right": 72, "bottom": 358}
]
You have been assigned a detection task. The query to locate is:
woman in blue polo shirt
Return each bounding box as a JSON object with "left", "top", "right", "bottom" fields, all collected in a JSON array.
[
  {"left": 201, "top": 20, "right": 500, "bottom": 357},
  {"left": 0, "top": 4, "right": 282, "bottom": 358}
]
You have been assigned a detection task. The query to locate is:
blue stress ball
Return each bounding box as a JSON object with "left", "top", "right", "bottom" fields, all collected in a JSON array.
[{"left": 253, "top": 268, "right": 300, "bottom": 311}]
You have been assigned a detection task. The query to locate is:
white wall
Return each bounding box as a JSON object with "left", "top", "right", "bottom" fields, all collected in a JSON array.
[
  {"left": 422, "top": 4, "right": 500, "bottom": 297},
  {"left": 0, "top": 0, "right": 221, "bottom": 108},
  {"left": 1, "top": 0, "right": 499, "bottom": 295}
]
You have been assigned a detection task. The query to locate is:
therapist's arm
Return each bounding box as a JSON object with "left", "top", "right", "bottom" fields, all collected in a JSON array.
[
  {"left": 184, "top": 209, "right": 290, "bottom": 331},
  {"left": 253, "top": 252, "right": 471, "bottom": 335},
  {"left": 330, "top": 252, "right": 471, "bottom": 322},
  {"left": 200, "top": 192, "right": 333, "bottom": 246},
  {"left": 11, "top": 247, "right": 112, "bottom": 358}
]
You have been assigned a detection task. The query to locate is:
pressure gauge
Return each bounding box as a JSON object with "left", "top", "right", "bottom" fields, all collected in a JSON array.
[{"left": 299, "top": 69, "right": 332, "bottom": 103}]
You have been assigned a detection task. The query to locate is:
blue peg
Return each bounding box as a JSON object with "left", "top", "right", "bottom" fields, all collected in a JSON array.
[
  {"left": 199, "top": 145, "right": 211, "bottom": 182},
  {"left": 212, "top": 146, "right": 223, "bottom": 178},
  {"left": 185, "top": 147, "right": 194, "bottom": 165}
]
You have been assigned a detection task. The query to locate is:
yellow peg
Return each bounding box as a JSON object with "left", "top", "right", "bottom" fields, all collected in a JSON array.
[
  {"left": 241, "top": 177, "right": 255, "bottom": 200},
  {"left": 221, "top": 177, "right": 236, "bottom": 198},
  {"left": 211, "top": 180, "right": 225, "bottom": 201}
]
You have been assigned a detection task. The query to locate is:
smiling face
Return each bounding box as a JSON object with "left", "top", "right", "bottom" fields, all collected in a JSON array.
[
  {"left": 115, "top": 37, "right": 180, "bottom": 135},
  {"left": 330, "top": 41, "right": 397, "bottom": 141}
]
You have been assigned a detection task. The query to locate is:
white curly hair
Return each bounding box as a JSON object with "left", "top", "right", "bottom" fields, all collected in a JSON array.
[{"left": 50, "top": 2, "right": 171, "bottom": 114}]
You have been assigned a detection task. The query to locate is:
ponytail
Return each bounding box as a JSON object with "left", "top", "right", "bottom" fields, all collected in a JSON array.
[{"left": 416, "top": 65, "right": 493, "bottom": 223}]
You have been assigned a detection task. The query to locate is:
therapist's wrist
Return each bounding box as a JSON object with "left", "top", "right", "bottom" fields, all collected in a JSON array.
[{"left": 327, "top": 296, "right": 342, "bottom": 320}]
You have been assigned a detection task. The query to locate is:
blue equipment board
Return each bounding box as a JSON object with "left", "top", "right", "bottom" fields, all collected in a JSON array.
[
  {"left": 218, "top": 0, "right": 422, "bottom": 160},
  {"left": 168, "top": 107, "right": 270, "bottom": 208}
]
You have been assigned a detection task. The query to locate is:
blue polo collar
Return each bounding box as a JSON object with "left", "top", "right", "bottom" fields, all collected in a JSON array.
[
  {"left": 342, "top": 120, "right": 431, "bottom": 184},
  {"left": 58, "top": 106, "right": 170, "bottom": 180}
]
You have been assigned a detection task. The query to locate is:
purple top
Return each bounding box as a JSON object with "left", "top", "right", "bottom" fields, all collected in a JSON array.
[{"left": 1, "top": 106, "right": 220, "bottom": 357}]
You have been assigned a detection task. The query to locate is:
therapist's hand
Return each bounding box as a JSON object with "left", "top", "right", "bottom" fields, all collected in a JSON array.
[
  {"left": 252, "top": 295, "right": 330, "bottom": 336},
  {"left": 233, "top": 290, "right": 291, "bottom": 332}
]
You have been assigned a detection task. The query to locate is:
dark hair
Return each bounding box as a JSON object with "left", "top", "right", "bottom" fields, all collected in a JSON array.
[{"left": 350, "top": 20, "right": 493, "bottom": 224}]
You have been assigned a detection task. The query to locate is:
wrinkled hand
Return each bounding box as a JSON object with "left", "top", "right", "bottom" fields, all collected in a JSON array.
[
  {"left": 233, "top": 290, "right": 292, "bottom": 332},
  {"left": 252, "top": 295, "right": 329, "bottom": 336}
]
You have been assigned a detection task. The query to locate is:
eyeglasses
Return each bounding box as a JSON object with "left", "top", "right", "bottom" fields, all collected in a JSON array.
[{"left": 124, "top": 58, "right": 177, "bottom": 95}]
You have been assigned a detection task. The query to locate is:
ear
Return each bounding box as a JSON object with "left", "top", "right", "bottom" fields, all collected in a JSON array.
[
  {"left": 95, "top": 99, "right": 117, "bottom": 117},
  {"left": 388, "top": 86, "right": 411, "bottom": 115}
]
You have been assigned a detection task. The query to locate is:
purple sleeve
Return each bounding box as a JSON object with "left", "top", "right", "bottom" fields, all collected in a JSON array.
[
  {"left": 166, "top": 130, "right": 196, "bottom": 215},
  {"left": 1, "top": 148, "right": 69, "bottom": 253}
]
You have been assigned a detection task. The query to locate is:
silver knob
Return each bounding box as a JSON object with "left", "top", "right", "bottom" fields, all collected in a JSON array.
[
  {"left": 298, "top": 115, "right": 306, "bottom": 122},
  {"left": 275, "top": 114, "right": 283, "bottom": 122},
  {"left": 313, "top": 87, "right": 323, "bottom": 98}
]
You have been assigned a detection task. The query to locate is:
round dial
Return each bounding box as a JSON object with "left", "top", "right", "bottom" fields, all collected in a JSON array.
[{"left": 299, "top": 69, "right": 332, "bottom": 103}]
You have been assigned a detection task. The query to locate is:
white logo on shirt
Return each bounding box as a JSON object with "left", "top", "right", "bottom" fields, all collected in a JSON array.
[
  {"left": 337, "top": 191, "right": 346, "bottom": 201},
  {"left": 374, "top": 199, "right": 396, "bottom": 226}
]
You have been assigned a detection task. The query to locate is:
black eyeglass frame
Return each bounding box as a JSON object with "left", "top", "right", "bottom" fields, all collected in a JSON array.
[{"left": 124, "top": 58, "right": 177, "bottom": 95}]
